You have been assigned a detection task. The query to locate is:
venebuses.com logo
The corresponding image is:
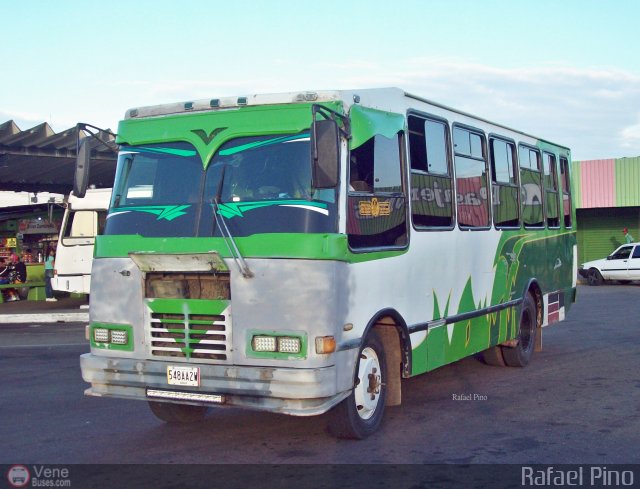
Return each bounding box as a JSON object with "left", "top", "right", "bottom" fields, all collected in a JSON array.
[
  {"left": 6, "top": 465, "right": 71, "bottom": 487},
  {"left": 6, "top": 465, "right": 30, "bottom": 488}
]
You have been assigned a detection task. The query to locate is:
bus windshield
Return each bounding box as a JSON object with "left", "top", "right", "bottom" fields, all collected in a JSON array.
[{"left": 105, "top": 134, "right": 337, "bottom": 237}]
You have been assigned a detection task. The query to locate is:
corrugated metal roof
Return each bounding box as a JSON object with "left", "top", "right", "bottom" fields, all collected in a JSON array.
[
  {"left": 573, "top": 156, "right": 640, "bottom": 208},
  {"left": 0, "top": 120, "right": 117, "bottom": 194},
  {"left": 615, "top": 156, "right": 640, "bottom": 207},
  {"left": 571, "top": 160, "right": 582, "bottom": 210},
  {"left": 580, "top": 159, "right": 616, "bottom": 208}
]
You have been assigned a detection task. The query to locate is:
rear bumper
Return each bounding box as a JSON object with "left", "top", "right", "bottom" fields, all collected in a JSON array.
[{"left": 80, "top": 353, "right": 347, "bottom": 416}]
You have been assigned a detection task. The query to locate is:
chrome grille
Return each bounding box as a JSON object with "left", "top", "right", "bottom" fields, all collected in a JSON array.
[{"left": 150, "top": 312, "right": 230, "bottom": 361}]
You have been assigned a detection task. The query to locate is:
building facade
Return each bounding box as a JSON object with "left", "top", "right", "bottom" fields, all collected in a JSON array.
[{"left": 572, "top": 156, "right": 640, "bottom": 264}]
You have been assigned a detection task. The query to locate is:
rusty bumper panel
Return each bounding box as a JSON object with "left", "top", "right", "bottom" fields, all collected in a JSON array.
[{"left": 80, "top": 353, "right": 347, "bottom": 416}]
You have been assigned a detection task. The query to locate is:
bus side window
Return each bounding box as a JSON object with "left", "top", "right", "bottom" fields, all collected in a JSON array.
[
  {"left": 519, "top": 145, "right": 544, "bottom": 228},
  {"left": 408, "top": 114, "right": 454, "bottom": 228},
  {"left": 559, "top": 156, "right": 572, "bottom": 228},
  {"left": 347, "top": 132, "right": 407, "bottom": 249},
  {"left": 489, "top": 137, "right": 519, "bottom": 228},
  {"left": 453, "top": 126, "right": 490, "bottom": 228},
  {"left": 544, "top": 152, "right": 560, "bottom": 228}
]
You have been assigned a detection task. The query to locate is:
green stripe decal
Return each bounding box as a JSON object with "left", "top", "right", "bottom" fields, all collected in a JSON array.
[
  {"left": 146, "top": 298, "right": 229, "bottom": 316},
  {"left": 111, "top": 205, "right": 191, "bottom": 221},
  {"left": 96, "top": 233, "right": 406, "bottom": 263},
  {"left": 136, "top": 146, "right": 197, "bottom": 157},
  {"left": 215, "top": 200, "right": 328, "bottom": 219},
  {"left": 218, "top": 134, "right": 309, "bottom": 156}
]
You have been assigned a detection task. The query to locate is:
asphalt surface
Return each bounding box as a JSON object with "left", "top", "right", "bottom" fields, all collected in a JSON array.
[
  {"left": 0, "top": 296, "right": 88, "bottom": 323},
  {"left": 1, "top": 285, "right": 639, "bottom": 467}
]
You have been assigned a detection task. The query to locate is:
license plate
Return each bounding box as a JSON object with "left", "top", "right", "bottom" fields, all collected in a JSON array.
[{"left": 167, "top": 366, "right": 200, "bottom": 387}]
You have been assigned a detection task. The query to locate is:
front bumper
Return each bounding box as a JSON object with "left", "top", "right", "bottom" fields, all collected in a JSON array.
[
  {"left": 578, "top": 268, "right": 588, "bottom": 278},
  {"left": 80, "top": 353, "right": 347, "bottom": 416}
]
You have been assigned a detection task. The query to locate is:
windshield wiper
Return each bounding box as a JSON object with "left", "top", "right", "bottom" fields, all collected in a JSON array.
[{"left": 212, "top": 165, "right": 254, "bottom": 279}]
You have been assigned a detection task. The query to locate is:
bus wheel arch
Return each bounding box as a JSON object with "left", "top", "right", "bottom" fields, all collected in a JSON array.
[
  {"left": 327, "top": 310, "right": 409, "bottom": 439},
  {"left": 370, "top": 313, "right": 409, "bottom": 408}
]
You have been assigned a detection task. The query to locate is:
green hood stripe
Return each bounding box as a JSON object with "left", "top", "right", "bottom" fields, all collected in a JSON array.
[{"left": 96, "top": 233, "right": 405, "bottom": 264}]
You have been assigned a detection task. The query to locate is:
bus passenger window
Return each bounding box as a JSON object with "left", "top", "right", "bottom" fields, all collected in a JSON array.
[
  {"left": 544, "top": 152, "right": 560, "bottom": 228},
  {"left": 453, "top": 126, "right": 490, "bottom": 228},
  {"left": 347, "top": 133, "right": 407, "bottom": 249},
  {"left": 519, "top": 145, "right": 544, "bottom": 228},
  {"left": 489, "top": 138, "right": 519, "bottom": 228},
  {"left": 408, "top": 115, "right": 454, "bottom": 228},
  {"left": 560, "top": 156, "right": 572, "bottom": 228}
]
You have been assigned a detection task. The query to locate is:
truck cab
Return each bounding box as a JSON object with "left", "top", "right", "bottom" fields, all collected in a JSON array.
[{"left": 52, "top": 188, "right": 111, "bottom": 294}]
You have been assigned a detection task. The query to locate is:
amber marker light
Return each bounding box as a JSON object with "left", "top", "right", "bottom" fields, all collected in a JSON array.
[{"left": 315, "top": 336, "right": 336, "bottom": 354}]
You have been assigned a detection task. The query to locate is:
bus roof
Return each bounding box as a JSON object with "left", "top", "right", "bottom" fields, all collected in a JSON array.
[{"left": 123, "top": 87, "right": 570, "bottom": 153}]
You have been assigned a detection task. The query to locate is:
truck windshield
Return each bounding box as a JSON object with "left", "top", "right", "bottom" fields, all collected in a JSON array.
[{"left": 105, "top": 134, "right": 337, "bottom": 237}]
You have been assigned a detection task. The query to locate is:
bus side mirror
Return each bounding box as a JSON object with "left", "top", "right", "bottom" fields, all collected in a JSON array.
[
  {"left": 74, "top": 137, "right": 91, "bottom": 198},
  {"left": 311, "top": 119, "right": 339, "bottom": 189}
]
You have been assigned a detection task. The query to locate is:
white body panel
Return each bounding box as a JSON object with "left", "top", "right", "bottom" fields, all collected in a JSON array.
[{"left": 52, "top": 189, "right": 111, "bottom": 294}]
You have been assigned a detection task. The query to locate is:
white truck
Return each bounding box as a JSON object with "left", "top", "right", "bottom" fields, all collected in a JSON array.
[{"left": 52, "top": 188, "right": 111, "bottom": 294}]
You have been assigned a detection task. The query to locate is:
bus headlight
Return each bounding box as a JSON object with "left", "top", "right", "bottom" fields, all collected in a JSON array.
[
  {"left": 110, "top": 330, "right": 129, "bottom": 345},
  {"left": 251, "top": 335, "right": 302, "bottom": 354},
  {"left": 277, "top": 337, "right": 301, "bottom": 354},
  {"left": 90, "top": 323, "right": 133, "bottom": 351},
  {"left": 252, "top": 336, "right": 277, "bottom": 352},
  {"left": 93, "top": 328, "right": 109, "bottom": 343}
]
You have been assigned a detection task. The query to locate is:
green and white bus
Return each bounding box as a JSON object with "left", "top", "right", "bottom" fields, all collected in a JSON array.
[{"left": 79, "top": 88, "right": 576, "bottom": 439}]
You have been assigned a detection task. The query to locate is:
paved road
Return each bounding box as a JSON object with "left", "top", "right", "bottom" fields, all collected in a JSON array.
[{"left": 1, "top": 285, "right": 639, "bottom": 465}]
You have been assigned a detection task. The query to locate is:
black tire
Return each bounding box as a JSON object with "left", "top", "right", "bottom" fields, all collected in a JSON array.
[
  {"left": 502, "top": 293, "right": 538, "bottom": 367},
  {"left": 478, "top": 345, "right": 507, "bottom": 366},
  {"left": 587, "top": 268, "right": 604, "bottom": 286},
  {"left": 618, "top": 280, "right": 632, "bottom": 285},
  {"left": 328, "top": 331, "right": 387, "bottom": 439},
  {"left": 148, "top": 401, "right": 208, "bottom": 423}
]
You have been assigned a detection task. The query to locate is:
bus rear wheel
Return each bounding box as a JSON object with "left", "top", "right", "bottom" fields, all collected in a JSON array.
[
  {"left": 478, "top": 345, "right": 506, "bottom": 366},
  {"left": 148, "top": 401, "right": 208, "bottom": 423},
  {"left": 502, "top": 293, "right": 537, "bottom": 367},
  {"left": 328, "top": 331, "right": 387, "bottom": 439}
]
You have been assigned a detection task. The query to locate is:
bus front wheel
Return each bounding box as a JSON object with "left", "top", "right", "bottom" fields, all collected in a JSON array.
[
  {"left": 148, "top": 401, "right": 208, "bottom": 423},
  {"left": 328, "top": 331, "right": 387, "bottom": 439}
]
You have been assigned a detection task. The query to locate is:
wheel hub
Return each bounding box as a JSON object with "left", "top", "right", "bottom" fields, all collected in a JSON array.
[{"left": 354, "top": 347, "right": 382, "bottom": 420}]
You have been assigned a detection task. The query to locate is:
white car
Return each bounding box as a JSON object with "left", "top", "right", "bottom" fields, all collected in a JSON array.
[{"left": 579, "top": 242, "right": 640, "bottom": 285}]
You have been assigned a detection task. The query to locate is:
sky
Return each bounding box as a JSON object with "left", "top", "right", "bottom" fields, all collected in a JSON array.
[{"left": 2, "top": 0, "right": 640, "bottom": 161}]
